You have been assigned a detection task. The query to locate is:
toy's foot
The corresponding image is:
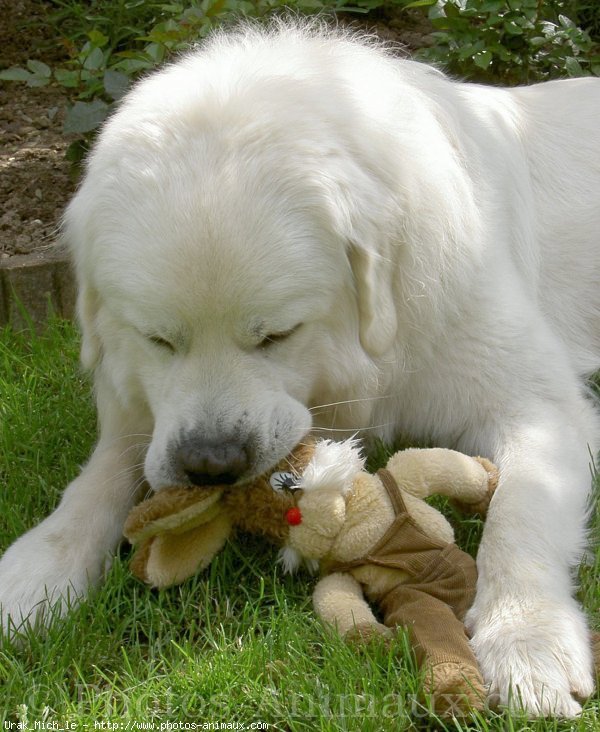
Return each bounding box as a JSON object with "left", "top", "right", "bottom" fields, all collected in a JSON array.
[
  {"left": 592, "top": 632, "right": 600, "bottom": 677},
  {"left": 424, "top": 662, "right": 486, "bottom": 715},
  {"left": 466, "top": 595, "right": 594, "bottom": 717},
  {"left": 344, "top": 621, "right": 392, "bottom": 646}
]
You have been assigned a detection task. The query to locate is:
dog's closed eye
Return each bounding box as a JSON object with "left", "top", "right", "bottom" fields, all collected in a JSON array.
[
  {"left": 258, "top": 324, "right": 302, "bottom": 349},
  {"left": 147, "top": 334, "right": 176, "bottom": 353}
]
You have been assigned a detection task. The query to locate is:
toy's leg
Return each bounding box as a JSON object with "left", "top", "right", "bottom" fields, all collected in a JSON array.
[
  {"left": 384, "top": 584, "right": 486, "bottom": 713},
  {"left": 313, "top": 572, "right": 391, "bottom": 641},
  {"left": 0, "top": 370, "right": 151, "bottom": 634}
]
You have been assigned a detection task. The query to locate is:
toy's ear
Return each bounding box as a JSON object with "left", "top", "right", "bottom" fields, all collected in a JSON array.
[{"left": 349, "top": 243, "right": 398, "bottom": 358}]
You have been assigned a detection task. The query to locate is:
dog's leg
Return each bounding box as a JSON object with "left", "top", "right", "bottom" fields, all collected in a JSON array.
[
  {"left": 0, "top": 374, "right": 151, "bottom": 634},
  {"left": 464, "top": 394, "right": 599, "bottom": 717}
]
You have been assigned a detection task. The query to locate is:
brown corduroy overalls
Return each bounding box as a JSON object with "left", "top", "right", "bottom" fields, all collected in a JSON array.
[{"left": 324, "top": 468, "right": 480, "bottom": 672}]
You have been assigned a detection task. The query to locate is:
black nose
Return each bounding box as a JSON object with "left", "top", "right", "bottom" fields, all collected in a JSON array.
[{"left": 175, "top": 439, "right": 249, "bottom": 486}]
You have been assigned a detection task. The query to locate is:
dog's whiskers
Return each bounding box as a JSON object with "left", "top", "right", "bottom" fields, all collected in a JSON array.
[
  {"left": 100, "top": 461, "right": 146, "bottom": 490},
  {"left": 115, "top": 441, "right": 150, "bottom": 463},
  {"left": 309, "top": 395, "right": 392, "bottom": 412},
  {"left": 311, "top": 422, "right": 393, "bottom": 434},
  {"left": 128, "top": 474, "right": 151, "bottom": 502},
  {"left": 110, "top": 433, "right": 153, "bottom": 443}
]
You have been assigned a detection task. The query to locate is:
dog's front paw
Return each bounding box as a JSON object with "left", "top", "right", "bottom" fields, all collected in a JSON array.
[
  {"left": 466, "top": 595, "right": 594, "bottom": 717},
  {"left": 0, "top": 522, "right": 103, "bottom": 636}
]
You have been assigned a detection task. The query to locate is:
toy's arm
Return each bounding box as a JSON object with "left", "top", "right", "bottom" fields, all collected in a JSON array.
[
  {"left": 385, "top": 448, "right": 498, "bottom": 511},
  {"left": 312, "top": 572, "right": 391, "bottom": 640}
]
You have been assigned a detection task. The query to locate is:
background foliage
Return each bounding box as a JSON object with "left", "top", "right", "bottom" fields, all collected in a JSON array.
[
  {"left": 0, "top": 0, "right": 598, "bottom": 158},
  {"left": 418, "top": 0, "right": 600, "bottom": 83}
]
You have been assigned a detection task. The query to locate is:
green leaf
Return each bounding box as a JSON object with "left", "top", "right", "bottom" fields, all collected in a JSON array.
[
  {"left": 87, "top": 30, "right": 109, "bottom": 47},
  {"left": 64, "top": 99, "right": 110, "bottom": 134},
  {"left": 404, "top": 0, "right": 436, "bottom": 8},
  {"left": 113, "top": 57, "right": 155, "bottom": 74},
  {"left": 103, "top": 69, "right": 129, "bottom": 100},
  {"left": 83, "top": 47, "right": 105, "bottom": 71},
  {"left": 429, "top": 2, "right": 449, "bottom": 21},
  {"left": 529, "top": 35, "right": 548, "bottom": 48},
  {"left": 558, "top": 14, "right": 576, "bottom": 30},
  {"left": 444, "top": 2, "right": 462, "bottom": 19},
  {"left": 0, "top": 63, "right": 50, "bottom": 87},
  {"left": 504, "top": 20, "right": 524, "bottom": 36},
  {"left": 54, "top": 69, "right": 80, "bottom": 88},
  {"left": 26, "top": 59, "right": 51, "bottom": 77},
  {"left": 564, "top": 57, "right": 583, "bottom": 76},
  {"left": 473, "top": 50, "right": 493, "bottom": 69},
  {"left": 144, "top": 42, "right": 166, "bottom": 62},
  {"left": 0, "top": 67, "right": 33, "bottom": 82}
]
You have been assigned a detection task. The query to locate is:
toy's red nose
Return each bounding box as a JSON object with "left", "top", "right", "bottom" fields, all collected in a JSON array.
[{"left": 285, "top": 507, "right": 302, "bottom": 526}]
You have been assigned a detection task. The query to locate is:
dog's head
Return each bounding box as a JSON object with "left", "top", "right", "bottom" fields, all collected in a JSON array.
[{"left": 64, "top": 26, "right": 405, "bottom": 490}]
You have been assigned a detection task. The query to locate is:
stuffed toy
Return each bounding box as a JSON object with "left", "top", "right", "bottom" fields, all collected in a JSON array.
[{"left": 124, "top": 437, "right": 499, "bottom": 714}]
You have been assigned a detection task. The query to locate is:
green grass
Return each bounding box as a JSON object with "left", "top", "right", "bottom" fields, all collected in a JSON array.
[{"left": 0, "top": 317, "right": 599, "bottom": 730}]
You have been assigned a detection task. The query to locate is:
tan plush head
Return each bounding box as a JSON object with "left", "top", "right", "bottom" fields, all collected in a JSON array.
[
  {"left": 279, "top": 437, "right": 366, "bottom": 570},
  {"left": 282, "top": 442, "right": 499, "bottom": 572}
]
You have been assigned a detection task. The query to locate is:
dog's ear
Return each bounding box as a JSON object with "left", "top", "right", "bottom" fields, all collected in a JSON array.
[
  {"left": 77, "top": 284, "right": 102, "bottom": 370},
  {"left": 318, "top": 152, "right": 399, "bottom": 358},
  {"left": 63, "top": 192, "right": 103, "bottom": 370},
  {"left": 349, "top": 242, "right": 397, "bottom": 358}
]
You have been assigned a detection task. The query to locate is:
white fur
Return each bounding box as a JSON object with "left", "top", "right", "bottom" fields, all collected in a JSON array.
[
  {"left": 299, "top": 438, "right": 365, "bottom": 495},
  {"left": 1, "top": 20, "right": 599, "bottom": 717},
  {"left": 276, "top": 547, "right": 318, "bottom": 576}
]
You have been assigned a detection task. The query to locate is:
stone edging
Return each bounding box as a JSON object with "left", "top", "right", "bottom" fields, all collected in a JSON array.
[{"left": 0, "top": 247, "right": 76, "bottom": 330}]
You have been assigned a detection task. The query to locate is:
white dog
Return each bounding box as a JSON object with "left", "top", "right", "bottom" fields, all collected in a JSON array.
[{"left": 1, "top": 20, "right": 599, "bottom": 717}]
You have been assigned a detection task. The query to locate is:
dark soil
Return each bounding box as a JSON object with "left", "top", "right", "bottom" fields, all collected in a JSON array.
[
  {"left": 0, "top": 0, "right": 76, "bottom": 259},
  {"left": 0, "top": 1, "right": 433, "bottom": 259}
]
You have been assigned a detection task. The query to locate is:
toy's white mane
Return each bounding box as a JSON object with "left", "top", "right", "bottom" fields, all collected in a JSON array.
[{"left": 299, "top": 437, "right": 365, "bottom": 495}]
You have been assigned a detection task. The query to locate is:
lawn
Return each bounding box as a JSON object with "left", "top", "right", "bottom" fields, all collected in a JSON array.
[{"left": 0, "top": 318, "right": 599, "bottom": 730}]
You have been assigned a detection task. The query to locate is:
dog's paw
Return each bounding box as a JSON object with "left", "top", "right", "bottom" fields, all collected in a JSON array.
[
  {"left": 0, "top": 521, "right": 103, "bottom": 636},
  {"left": 466, "top": 595, "right": 594, "bottom": 717}
]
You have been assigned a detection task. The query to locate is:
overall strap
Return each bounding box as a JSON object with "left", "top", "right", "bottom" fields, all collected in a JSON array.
[
  {"left": 320, "top": 469, "right": 405, "bottom": 576},
  {"left": 376, "top": 468, "right": 408, "bottom": 517}
]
